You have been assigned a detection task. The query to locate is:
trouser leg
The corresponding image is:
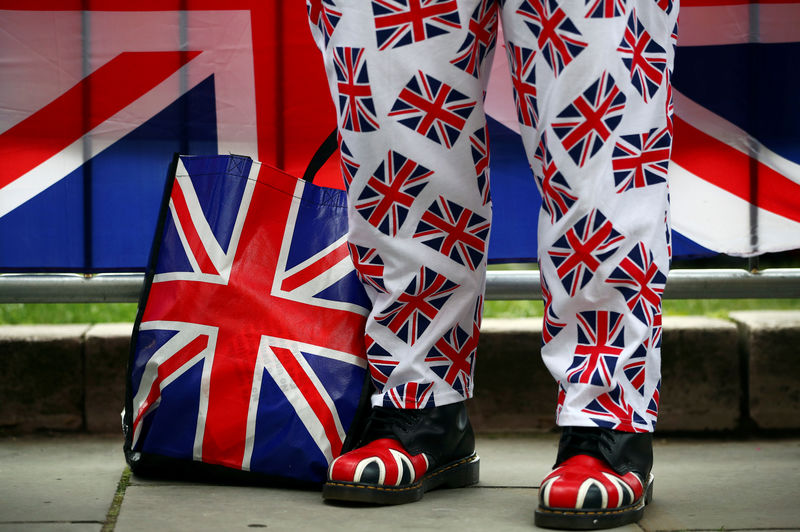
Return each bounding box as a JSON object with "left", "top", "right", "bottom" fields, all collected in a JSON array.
[
  {"left": 500, "top": 0, "right": 678, "bottom": 432},
  {"left": 307, "top": 0, "right": 498, "bottom": 409}
]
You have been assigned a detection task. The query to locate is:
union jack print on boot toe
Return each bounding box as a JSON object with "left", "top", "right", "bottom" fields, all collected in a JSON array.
[
  {"left": 535, "top": 427, "right": 654, "bottom": 530},
  {"left": 323, "top": 402, "right": 479, "bottom": 505}
]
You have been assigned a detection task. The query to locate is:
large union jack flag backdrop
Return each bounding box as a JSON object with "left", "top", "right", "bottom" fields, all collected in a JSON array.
[
  {"left": 1, "top": 1, "right": 799, "bottom": 271},
  {"left": 125, "top": 155, "right": 369, "bottom": 483},
  {"left": 484, "top": 1, "right": 800, "bottom": 260},
  {"left": 0, "top": 2, "right": 340, "bottom": 272}
]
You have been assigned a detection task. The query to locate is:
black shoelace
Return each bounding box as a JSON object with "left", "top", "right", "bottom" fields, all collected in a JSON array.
[
  {"left": 557, "top": 426, "right": 613, "bottom": 463},
  {"left": 360, "top": 407, "right": 422, "bottom": 444}
]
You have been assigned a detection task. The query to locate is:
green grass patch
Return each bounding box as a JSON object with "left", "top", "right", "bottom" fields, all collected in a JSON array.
[
  {"left": 485, "top": 298, "right": 799, "bottom": 320},
  {"left": 102, "top": 467, "right": 131, "bottom": 532},
  {"left": 0, "top": 303, "right": 138, "bottom": 324},
  {"left": 661, "top": 298, "right": 800, "bottom": 319},
  {"left": 1, "top": 298, "right": 797, "bottom": 325},
  {"left": 484, "top": 299, "right": 544, "bottom": 318}
]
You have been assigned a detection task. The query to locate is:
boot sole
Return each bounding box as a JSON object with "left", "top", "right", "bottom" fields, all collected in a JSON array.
[
  {"left": 322, "top": 452, "right": 480, "bottom": 505},
  {"left": 534, "top": 474, "right": 654, "bottom": 530}
]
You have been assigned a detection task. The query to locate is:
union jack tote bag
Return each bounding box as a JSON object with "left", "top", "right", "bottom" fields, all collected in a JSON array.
[{"left": 123, "top": 153, "right": 371, "bottom": 485}]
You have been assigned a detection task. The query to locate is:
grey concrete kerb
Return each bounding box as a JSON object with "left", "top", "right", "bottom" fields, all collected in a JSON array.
[
  {"left": 730, "top": 310, "right": 800, "bottom": 430},
  {"left": 85, "top": 323, "right": 134, "bottom": 433},
  {"left": 0, "top": 324, "right": 91, "bottom": 432},
  {"left": 2, "top": 311, "right": 799, "bottom": 435},
  {"left": 656, "top": 315, "right": 740, "bottom": 431},
  {"left": 470, "top": 315, "right": 743, "bottom": 433}
]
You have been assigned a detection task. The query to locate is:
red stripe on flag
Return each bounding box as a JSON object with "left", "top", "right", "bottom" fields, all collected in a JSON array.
[
  {"left": 0, "top": 1, "right": 261, "bottom": 10},
  {"left": 272, "top": 345, "right": 343, "bottom": 458},
  {"left": 280, "top": 241, "right": 351, "bottom": 292},
  {"left": 0, "top": 3, "right": 340, "bottom": 189},
  {"left": 681, "top": 0, "right": 749, "bottom": 6},
  {"left": 682, "top": 0, "right": 796, "bottom": 5},
  {"left": 0, "top": 50, "right": 201, "bottom": 189},
  {"left": 170, "top": 178, "right": 220, "bottom": 276},
  {"left": 672, "top": 116, "right": 800, "bottom": 224},
  {"left": 133, "top": 334, "right": 209, "bottom": 434}
]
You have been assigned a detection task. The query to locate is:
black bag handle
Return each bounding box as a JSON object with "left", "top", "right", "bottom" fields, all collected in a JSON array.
[
  {"left": 301, "top": 128, "right": 376, "bottom": 448},
  {"left": 302, "top": 128, "right": 338, "bottom": 183}
]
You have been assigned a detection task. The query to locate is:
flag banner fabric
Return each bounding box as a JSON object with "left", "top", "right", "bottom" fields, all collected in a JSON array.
[
  {"left": 667, "top": 1, "right": 800, "bottom": 256},
  {"left": 124, "top": 154, "right": 370, "bottom": 484},
  {"left": 0, "top": 2, "right": 334, "bottom": 272},
  {"left": 0, "top": 1, "right": 798, "bottom": 272},
  {"left": 482, "top": 0, "right": 800, "bottom": 260}
]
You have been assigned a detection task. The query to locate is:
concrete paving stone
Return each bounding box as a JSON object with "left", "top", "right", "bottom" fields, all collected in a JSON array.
[
  {"left": 84, "top": 323, "right": 133, "bottom": 434},
  {"left": 642, "top": 437, "right": 800, "bottom": 531},
  {"left": 0, "top": 524, "right": 101, "bottom": 532},
  {"left": 473, "top": 433, "right": 559, "bottom": 488},
  {"left": 656, "top": 316, "right": 741, "bottom": 432},
  {"left": 477, "top": 436, "right": 800, "bottom": 531},
  {"left": 0, "top": 434, "right": 125, "bottom": 526},
  {"left": 115, "top": 434, "right": 566, "bottom": 532},
  {"left": 119, "top": 479, "right": 644, "bottom": 532},
  {"left": 117, "top": 433, "right": 798, "bottom": 531},
  {"left": 0, "top": 325, "right": 90, "bottom": 432},
  {"left": 730, "top": 311, "right": 800, "bottom": 430},
  {"left": 1, "top": 434, "right": 795, "bottom": 531},
  {"left": 116, "top": 483, "right": 552, "bottom": 532}
]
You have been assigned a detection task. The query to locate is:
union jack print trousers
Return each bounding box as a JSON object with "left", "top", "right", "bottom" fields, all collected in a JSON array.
[{"left": 307, "top": 0, "right": 678, "bottom": 432}]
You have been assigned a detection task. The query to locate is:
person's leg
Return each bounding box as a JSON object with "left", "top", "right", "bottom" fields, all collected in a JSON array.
[
  {"left": 499, "top": 0, "right": 678, "bottom": 527},
  {"left": 307, "top": 0, "right": 498, "bottom": 504}
]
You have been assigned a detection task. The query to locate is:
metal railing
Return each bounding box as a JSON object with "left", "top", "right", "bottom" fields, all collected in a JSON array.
[{"left": 1, "top": 268, "right": 799, "bottom": 303}]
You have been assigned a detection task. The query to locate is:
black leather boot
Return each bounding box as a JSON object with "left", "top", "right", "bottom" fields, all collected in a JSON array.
[{"left": 322, "top": 402, "right": 479, "bottom": 504}]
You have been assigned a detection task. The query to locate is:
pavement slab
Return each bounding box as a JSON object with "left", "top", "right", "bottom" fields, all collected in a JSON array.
[
  {"left": 0, "top": 525, "right": 102, "bottom": 532},
  {"left": 0, "top": 435, "right": 124, "bottom": 530},
  {"left": 117, "top": 435, "right": 800, "bottom": 531},
  {"left": 642, "top": 437, "right": 800, "bottom": 531},
  {"left": 2, "top": 434, "right": 798, "bottom": 531},
  {"left": 116, "top": 484, "right": 561, "bottom": 532},
  {"left": 114, "top": 435, "right": 566, "bottom": 532}
]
